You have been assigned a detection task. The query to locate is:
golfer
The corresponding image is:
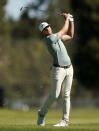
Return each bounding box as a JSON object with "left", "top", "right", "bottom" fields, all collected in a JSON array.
[{"left": 37, "top": 13, "right": 74, "bottom": 127}]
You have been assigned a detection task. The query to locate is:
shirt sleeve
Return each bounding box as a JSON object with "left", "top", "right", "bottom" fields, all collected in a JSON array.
[{"left": 48, "top": 33, "right": 59, "bottom": 43}]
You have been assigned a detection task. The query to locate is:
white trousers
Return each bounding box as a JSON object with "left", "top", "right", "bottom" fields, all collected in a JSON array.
[{"left": 40, "top": 65, "right": 73, "bottom": 121}]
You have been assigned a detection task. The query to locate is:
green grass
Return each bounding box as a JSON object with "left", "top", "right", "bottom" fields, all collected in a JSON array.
[{"left": 0, "top": 108, "right": 99, "bottom": 131}]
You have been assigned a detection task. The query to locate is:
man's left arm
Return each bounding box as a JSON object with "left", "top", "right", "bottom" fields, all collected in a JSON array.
[{"left": 61, "top": 20, "right": 74, "bottom": 41}]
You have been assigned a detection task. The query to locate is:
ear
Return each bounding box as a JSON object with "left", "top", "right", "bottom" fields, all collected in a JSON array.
[{"left": 42, "top": 30, "right": 46, "bottom": 36}]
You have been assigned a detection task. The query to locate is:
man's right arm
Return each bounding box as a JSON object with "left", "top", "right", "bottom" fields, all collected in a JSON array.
[{"left": 57, "top": 13, "right": 70, "bottom": 39}]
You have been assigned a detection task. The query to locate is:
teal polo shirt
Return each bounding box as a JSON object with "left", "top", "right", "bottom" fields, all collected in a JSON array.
[{"left": 44, "top": 33, "right": 71, "bottom": 66}]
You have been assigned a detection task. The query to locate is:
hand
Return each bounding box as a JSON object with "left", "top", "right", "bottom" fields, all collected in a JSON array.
[
  {"left": 62, "top": 13, "right": 70, "bottom": 20},
  {"left": 69, "top": 14, "right": 74, "bottom": 22}
]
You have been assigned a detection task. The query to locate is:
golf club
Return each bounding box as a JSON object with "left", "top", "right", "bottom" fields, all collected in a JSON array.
[
  {"left": 20, "top": 6, "right": 63, "bottom": 16},
  {"left": 20, "top": 6, "right": 73, "bottom": 19}
]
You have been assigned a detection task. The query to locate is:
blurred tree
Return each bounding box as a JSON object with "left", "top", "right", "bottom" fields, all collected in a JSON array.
[
  {"left": 11, "top": 12, "right": 39, "bottom": 39},
  {"left": 70, "top": 0, "right": 99, "bottom": 90},
  {"left": 0, "top": 86, "right": 4, "bottom": 107},
  {"left": 0, "top": 0, "right": 8, "bottom": 36},
  {"left": 10, "top": 0, "right": 47, "bottom": 40},
  {"left": 0, "top": 0, "right": 53, "bottom": 100},
  {"left": 57, "top": 0, "right": 71, "bottom": 12}
]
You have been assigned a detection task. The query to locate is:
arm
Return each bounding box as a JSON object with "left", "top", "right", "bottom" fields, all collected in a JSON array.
[
  {"left": 61, "top": 21, "right": 74, "bottom": 41},
  {"left": 57, "top": 13, "right": 70, "bottom": 39}
]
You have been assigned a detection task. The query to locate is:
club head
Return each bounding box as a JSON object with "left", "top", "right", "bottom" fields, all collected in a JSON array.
[
  {"left": 20, "top": 6, "right": 29, "bottom": 12},
  {"left": 20, "top": 7, "right": 23, "bottom": 11}
]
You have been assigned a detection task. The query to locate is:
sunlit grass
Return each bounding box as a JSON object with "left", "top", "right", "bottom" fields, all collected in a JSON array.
[{"left": 0, "top": 108, "right": 99, "bottom": 131}]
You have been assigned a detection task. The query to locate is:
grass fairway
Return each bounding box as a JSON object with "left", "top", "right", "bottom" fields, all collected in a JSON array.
[{"left": 0, "top": 108, "right": 99, "bottom": 131}]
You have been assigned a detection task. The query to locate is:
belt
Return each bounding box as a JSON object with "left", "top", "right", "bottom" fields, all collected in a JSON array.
[{"left": 53, "top": 64, "right": 71, "bottom": 69}]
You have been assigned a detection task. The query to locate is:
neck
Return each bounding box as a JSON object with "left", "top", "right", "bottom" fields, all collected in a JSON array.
[{"left": 44, "top": 32, "right": 52, "bottom": 37}]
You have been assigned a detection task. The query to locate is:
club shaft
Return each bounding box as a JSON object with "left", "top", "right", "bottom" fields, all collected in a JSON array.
[{"left": 20, "top": 6, "right": 73, "bottom": 18}]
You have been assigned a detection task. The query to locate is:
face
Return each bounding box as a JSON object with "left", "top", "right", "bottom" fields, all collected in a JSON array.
[{"left": 42, "top": 26, "right": 52, "bottom": 36}]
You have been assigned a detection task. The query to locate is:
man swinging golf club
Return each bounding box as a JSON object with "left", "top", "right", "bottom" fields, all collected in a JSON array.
[{"left": 37, "top": 13, "right": 74, "bottom": 127}]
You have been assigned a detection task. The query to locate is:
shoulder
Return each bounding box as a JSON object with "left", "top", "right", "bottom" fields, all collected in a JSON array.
[
  {"left": 47, "top": 33, "right": 58, "bottom": 39},
  {"left": 46, "top": 33, "right": 58, "bottom": 42}
]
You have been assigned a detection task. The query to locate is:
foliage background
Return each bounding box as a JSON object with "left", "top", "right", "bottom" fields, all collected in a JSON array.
[{"left": 0, "top": 0, "right": 99, "bottom": 108}]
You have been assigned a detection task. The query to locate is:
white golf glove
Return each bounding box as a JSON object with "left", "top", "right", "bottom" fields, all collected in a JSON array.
[{"left": 69, "top": 14, "right": 74, "bottom": 22}]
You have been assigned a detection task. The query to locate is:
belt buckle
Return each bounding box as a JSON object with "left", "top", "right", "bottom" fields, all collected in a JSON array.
[{"left": 64, "top": 66, "right": 67, "bottom": 69}]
